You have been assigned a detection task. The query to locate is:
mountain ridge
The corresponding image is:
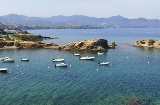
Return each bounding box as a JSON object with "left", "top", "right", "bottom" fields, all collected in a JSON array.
[{"left": 0, "top": 14, "right": 160, "bottom": 28}]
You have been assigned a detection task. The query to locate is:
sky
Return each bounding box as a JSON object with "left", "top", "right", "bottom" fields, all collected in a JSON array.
[{"left": 0, "top": 0, "right": 160, "bottom": 19}]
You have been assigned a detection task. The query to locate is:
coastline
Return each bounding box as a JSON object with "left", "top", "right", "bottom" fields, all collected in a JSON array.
[
  {"left": 0, "top": 39, "right": 113, "bottom": 51},
  {"left": 0, "top": 46, "right": 18, "bottom": 50}
]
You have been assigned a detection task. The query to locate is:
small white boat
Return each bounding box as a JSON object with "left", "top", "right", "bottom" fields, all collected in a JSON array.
[
  {"left": 2, "top": 58, "right": 14, "bottom": 63},
  {"left": 98, "top": 62, "right": 109, "bottom": 65},
  {"left": 55, "top": 63, "right": 68, "bottom": 67},
  {"left": 0, "top": 68, "right": 8, "bottom": 73},
  {"left": 79, "top": 56, "right": 95, "bottom": 60},
  {"left": 73, "top": 53, "right": 80, "bottom": 56},
  {"left": 98, "top": 52, "right": 104, "bottom": 55},
  {"left": 21, "top": 59, "right": 29, "bottom": 61},
  {"left": 52, "top": 58, "right": 64, "bottom": 62},
  {"left": 0, "top": 56, "right": 10, "bottom": 60}
]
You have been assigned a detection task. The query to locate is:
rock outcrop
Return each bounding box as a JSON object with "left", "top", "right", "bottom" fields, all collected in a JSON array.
[
  {"left": 111, "top": 42, "right": 117, "bottom": 49},
  {"left": 18, "top": 41, "right": 43, "bottom": 48},
  {"left": 59, "top": 39, "right": 109, "bottom": 51},
  {"left": 134, "top": 39, "right": 160, "bottom": 48},
  {"left": 0, "top": 41, "right": 15, "bottom": 48}
]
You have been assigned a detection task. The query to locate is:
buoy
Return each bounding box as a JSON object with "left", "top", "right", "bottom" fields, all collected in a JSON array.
[
  {"left": 17, "top": 65, "right": 18, "bottom": 66},
  {"left": 11, "top": 70, "right": 12, "bottom": 72},
  {"left": 22, "top": 73, "right": 24, "bottom": 75},
  {"left": 127, "top": 57, "right": 128, "bottom": 58},
  {"left": 97, "top": 68, "right": 99, "bottom": 71},
  {"left": 148, "top": 62, "right": 149, "bottom": 64},
  {"left": 48, "top": 67, "right": 49, "bottom": 68},
  {"left": 70, "top": 65, "right": 71, "bottom": 67}
]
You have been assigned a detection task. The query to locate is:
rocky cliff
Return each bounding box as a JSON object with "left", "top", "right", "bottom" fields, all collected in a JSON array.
[
  {"left": 133, "top": 39, "right": 160, "bottom": 48},
  {"left": 57, "top": 39, "right": 109, "bottom": 51}
]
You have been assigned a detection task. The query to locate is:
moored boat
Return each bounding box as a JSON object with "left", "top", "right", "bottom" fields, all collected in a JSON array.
[
  {"left": 0, "top": 68, "right": 8, "bottom": 73},
  {"left": 55, "top": 63, "right": 68, "bottom": 67},
  {"left": 98, "top": 62, "right": 109, "bottom": 65},
  {"left": 52, "top": 58, "right": 64, "bottom": 62},
  {"left": 0, "top": 56, "right": 10, "bottom": 60},
  {"left": 21, "top": 59, "right": 29, "bottom": 61},
  {"left": 73, "top": 53, "right": 80, "bottom": 56},
  {"left": 98, "top": 52, "right": 104, "bottom": 55},
  {"left": 79, "top": 56, "right": 95, "bottom": 60},
  {"left": 2, "top": 58, "right": 14, "bottom": 63}
]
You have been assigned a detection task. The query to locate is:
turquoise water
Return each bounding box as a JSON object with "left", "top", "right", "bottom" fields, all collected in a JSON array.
[{"left": 1, "top": 29, "right": 160, "bottom": 105}]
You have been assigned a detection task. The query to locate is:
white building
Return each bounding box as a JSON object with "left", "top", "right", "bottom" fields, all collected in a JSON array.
[{"left": 4, "top": 28, "right": 20, "bottom": 34}]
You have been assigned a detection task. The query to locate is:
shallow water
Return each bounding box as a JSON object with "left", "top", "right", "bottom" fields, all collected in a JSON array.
[{"left": 1, "top": 29, "right": 160, "bottom": 105}]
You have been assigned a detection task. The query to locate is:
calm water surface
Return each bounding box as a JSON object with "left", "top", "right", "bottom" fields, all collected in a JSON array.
[
  {"left": 28, "top": 28, "right": 160, "bottom": 44},
  {"left": 1, "top": 29, "right": 160, "bottom": 105}
]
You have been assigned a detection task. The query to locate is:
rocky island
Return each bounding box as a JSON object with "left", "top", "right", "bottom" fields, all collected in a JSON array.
[
  {"left": 52, "top": 39, "right": 110, "bottom": 51},
  {"left": 133, "top": 39, "right": 160, "bottom": 48}
]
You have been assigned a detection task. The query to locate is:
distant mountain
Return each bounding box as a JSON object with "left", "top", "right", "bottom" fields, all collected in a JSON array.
[
  {"left": 0, "top": 14, "right": 52, "bottom": 26},
  {"left": 0, "top": 14, "right": 160, "bottom": 28}
]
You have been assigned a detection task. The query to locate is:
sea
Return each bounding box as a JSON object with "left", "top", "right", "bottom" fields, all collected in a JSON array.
[{"left": 1, "top": 28, "right": 160, "bottom": 105}]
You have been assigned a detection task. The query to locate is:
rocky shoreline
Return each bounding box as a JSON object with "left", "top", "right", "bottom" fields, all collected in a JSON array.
[
  {"left": 0, "top": 38, "right": 116, "bottom": 51},
  {"left": 0, "top": 32, "right": 118, "bottom": 51}
]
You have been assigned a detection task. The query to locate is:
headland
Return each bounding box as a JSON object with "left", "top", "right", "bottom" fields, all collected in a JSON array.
[{"left": 0, "top": 33, "right": 116, "bottom": 51}]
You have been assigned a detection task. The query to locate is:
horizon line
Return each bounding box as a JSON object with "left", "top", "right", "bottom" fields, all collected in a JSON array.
[{"left": 0, "top": 13, "right": 159, "bottom": 20}]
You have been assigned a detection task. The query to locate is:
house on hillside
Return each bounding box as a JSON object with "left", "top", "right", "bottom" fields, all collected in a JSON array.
[{"left": 4, "top": 28, "right": 21, "bottom": 34}]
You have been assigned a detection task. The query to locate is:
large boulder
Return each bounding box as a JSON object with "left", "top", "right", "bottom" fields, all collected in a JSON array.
[{"left": 63, "top": 39, "right": 109, "bottom": 51}]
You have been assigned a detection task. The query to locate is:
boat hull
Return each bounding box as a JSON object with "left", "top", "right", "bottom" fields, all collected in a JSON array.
[
  {"left": 0, "top": 68, "right": 8, "bottom": 73},
  {"left": 98, "top": 52, "right": 104, "bottom": 55},
  {"left": 2, "top": 59, "right": 14, "bottom": 63},
  {"left": 52, "top": 59, "right": 64, "bottom": 62},
  {"left": 79, "top": 57, "right": 95, "bottom": 60},
  {"left": 0, "top": 57, "right": 10, "bottom": 60},
  {"left": 73, "top": 53, "right": 80, "bottom": 56},
  {"left": 55, "top": 63, "right": 68, "bottom": 67},
  {"left": 98, "top": 62, "right": 109, "bottom": 65},
  {"left": 21, "top": 59, "right": 29, "bottom": 61}
]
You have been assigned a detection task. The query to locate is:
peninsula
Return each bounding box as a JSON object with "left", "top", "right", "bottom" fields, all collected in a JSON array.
[{"left": 0, "top": 30, "right": 115, "bottom": 51}]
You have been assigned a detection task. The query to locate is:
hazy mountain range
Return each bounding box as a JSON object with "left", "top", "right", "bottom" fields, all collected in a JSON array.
[{"left": 1, "top": 14, "right": 160, "bottom": 28}]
